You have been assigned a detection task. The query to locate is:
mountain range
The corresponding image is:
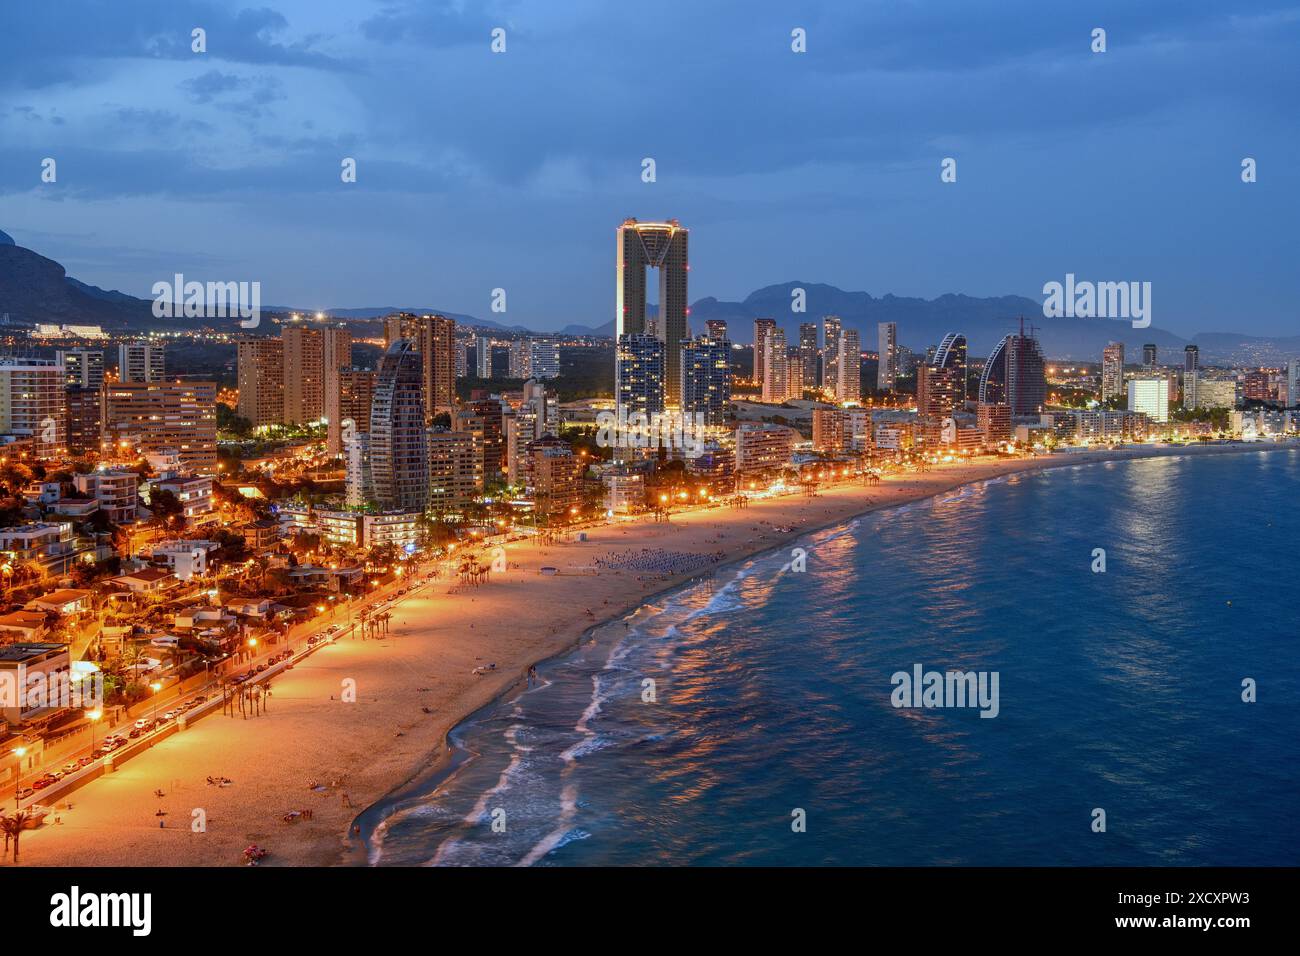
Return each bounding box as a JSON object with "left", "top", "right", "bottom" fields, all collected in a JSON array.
[{"left": 1, "top": 229, "right": 1294, "bottom": 365}]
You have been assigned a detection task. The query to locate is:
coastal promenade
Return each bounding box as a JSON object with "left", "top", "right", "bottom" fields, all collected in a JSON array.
[{"left": 8, "top": 441, "right": 1293, "bottom": 867}]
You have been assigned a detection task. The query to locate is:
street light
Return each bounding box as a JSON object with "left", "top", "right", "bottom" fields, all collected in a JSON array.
[
  {"left": 12, "top": 746, "right": 26, "bottom": 809},
  {"left": 150, "top": 681, "right": 162, "bottom": 725},
  {"left": 86, "top": 709, "right": 102, "bottom": 760}
]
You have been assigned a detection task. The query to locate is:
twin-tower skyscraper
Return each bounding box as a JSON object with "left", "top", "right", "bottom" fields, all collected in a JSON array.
[{"left": 616, "top": 218, "right": 689, "bottom": 407}]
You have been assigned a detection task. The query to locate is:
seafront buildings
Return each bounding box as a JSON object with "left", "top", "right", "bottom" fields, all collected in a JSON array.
[{"left": 369, "top": 342, "right": 429, "bottom": 511}]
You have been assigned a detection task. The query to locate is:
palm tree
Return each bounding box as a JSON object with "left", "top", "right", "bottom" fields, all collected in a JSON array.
[{"left": 1, "top": 810, "right": 31, "bottom": 861}]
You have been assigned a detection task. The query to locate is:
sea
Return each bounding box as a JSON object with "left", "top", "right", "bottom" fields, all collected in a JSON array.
[{"left": 364, "top": 449, "right": 1300, "bottom": 866}]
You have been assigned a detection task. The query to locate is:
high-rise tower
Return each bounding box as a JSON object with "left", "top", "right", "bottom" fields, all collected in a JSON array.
[
  {"left": 370, "top": 341, "right": 429, "bottom": 510},
  {"left": 616, "top": 219, "right": 689, "bottom": 405}
]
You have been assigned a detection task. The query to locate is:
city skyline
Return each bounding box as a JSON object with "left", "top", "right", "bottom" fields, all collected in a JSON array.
[{"left": 1, "top": 2, "right": 1297, "bottom": 336}]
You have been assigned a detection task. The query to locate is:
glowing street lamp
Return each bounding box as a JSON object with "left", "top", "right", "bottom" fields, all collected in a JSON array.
[
  {"left": 150, "top": 681, "right": 163, "bottom": 725},
  {"left": 86, "top": 709, "right": 102, "bottom": 759},
  {"left": 12, "top": 746, "right": 26, "bottom": 809}
]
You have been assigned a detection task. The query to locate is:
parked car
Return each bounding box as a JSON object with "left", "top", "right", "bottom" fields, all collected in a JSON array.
[
  {"left": 134, "top": 718, "right": 149, "bottom": 730},
  {"left": 17, "top": 787, "right": 34, "bottom": 799},
  {"left": 77, "top": 756, "right": 94, "bottom": 767},
  {"left": 128, "top": 727, "right": 143, "bottom": 739},
  {"left": 61, "top": 762, "right": 80, "bottom": 775},
  {"left": 161, "top": 710, "right": 177, "bottom": 721},
  {"left": 32, "top": 776, "right": 54, "bottom": 790}
]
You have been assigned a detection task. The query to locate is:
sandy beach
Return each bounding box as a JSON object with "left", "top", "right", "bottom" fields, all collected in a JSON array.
[{"left": 7, "top": 441, "right": 1293, "bottom": 868}]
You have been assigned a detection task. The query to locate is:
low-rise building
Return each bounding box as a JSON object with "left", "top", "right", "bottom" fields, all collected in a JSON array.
[
  {"left": 0, "top": 522, "right": 95, "bottom": 576},
  {"left": 26, "top": 588, "right": 94, "bottom": 615},
  {"left": 0, "top": 642, "right": 72, "bottom": 729},
  {"left": 110, "top": 567, "right": 177, "bottom": 594},
  {"left": 151, "top": 539, "right": 219, "bottom": 580},
  {"left": 602, "top": 471, "right": 644, "bottom": 514},
  {"left": 73, "top": 468, "right": 140, "bottom": 525}
]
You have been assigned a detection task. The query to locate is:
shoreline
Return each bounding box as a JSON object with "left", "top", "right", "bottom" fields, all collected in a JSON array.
[
  {"left": 350, "top": 439, "right": 1300, "bottom": 866},
  {"left": 9, "top": 439, "right": 1295, "bottom": 868}
]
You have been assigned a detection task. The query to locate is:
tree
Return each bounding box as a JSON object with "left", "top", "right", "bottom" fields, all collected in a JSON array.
[{"left": 150, "top": 489, "right": 184, "bottom": 529}]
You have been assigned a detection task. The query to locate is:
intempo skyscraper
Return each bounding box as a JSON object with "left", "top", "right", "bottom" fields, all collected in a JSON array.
[{"left": 616, "top": 218, "right": 689, "bottom": 407}]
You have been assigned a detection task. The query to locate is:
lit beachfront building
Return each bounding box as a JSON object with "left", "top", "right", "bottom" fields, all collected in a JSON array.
[
  {"left": 978, "top": 326, "right": 1047, "bottom": 416},
  {"left": 812, "top": 407, "right": 873, "bottom": 454},
  {"left": 369, "top": 341, "right": 429, "bottom": 511},
  {"left": 681, "top": 335, "right": 731, "bottom": 426},
  {"left": 504, "top": 379, "right": 557, "bottom": 484},
  {"left": 735, "top": 422, "right": 797, "bottom": 475},
  {"left": 977, "top": 402, "right": 1012, "bottom": 446},
  {"left": 524, "top": 434, "right": 582, "bottom": 518},
  {"left": 0, "top": 356, "right": 67, "bottom": 459},
  {"left": 616, "top": 333, "right": 666, "bottom": 420},
  {"left": 917, "top": 364, "right": 962, "bottom": 420},
  {"left": 0, "top": 643, "right": 73, "bottom": 729},
  {"left": 117, "top": 341, "right": 165, "bottom": 383},
  {"left": 762, "top": 327, "right": 789, "bottom": 403},
  {"left": 345, "top": 432, "right": 371, "bottom": 507},
  {"left": 835, "top": 328, "right": 862, "bottom": 403},
  {"left": 427, "top": 429, "right": 481, "bottom": 512},
  {"left": 931, "top": 333, "right": 969, "bottom": 404},
  {"left": 877, "top": 322, "right": 897, "bottom": 391},
  {"left": 1101, "top": 342, "right": 1125, "bottom": 402},
  {"left": 1194, "top": 378, "right": 1237, "bottom": 409},
  {"left": 617, "top": 218, "right": 689, "bottom": 405},
  {"left": 1127, "top": 377, "right": 1170, "bottom": 423},
  {"left": 279, "top": 507, "right": 419, "bottom": 550},
  {"left": 602, "top": 470, "right": 645, "bottom": 513}
]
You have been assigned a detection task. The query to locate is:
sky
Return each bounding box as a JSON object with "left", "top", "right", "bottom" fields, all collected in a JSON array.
[{"left": 1, "top": 0, "right": 1298, "bottom": 336}]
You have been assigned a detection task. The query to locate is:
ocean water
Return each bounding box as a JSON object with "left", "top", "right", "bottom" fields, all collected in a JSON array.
[{"left": 367, "top": 450, "right": 1300, "bottom": 866}]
